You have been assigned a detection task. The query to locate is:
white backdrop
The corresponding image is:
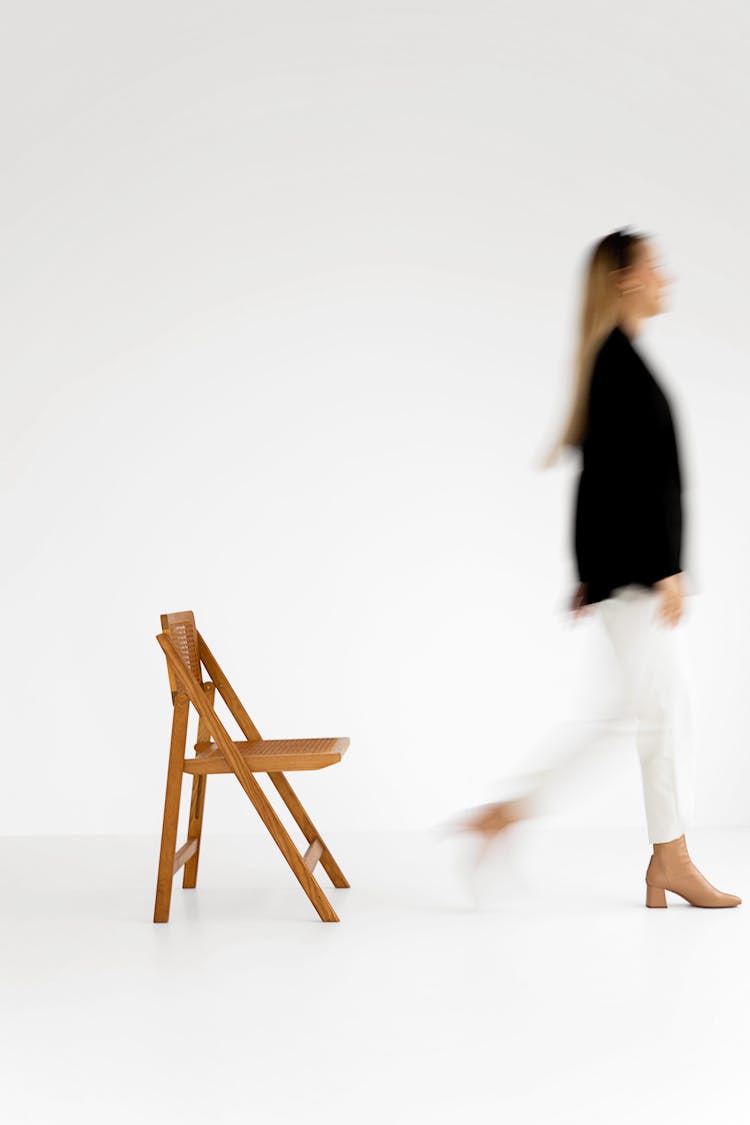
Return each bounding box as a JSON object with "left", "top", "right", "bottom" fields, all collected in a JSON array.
[{"left": 3, "top": 1, "right": 749, "bottom": 836}]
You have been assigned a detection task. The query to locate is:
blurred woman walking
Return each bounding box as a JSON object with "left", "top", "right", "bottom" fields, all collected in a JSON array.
[{"left": 450, "top": 227, "right": 740, "bottom": 909}]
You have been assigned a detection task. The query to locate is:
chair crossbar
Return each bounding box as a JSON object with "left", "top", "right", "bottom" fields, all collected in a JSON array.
[
  {"left": 303, "top": 838, "right": 324, "bottom": 872},
  {"left": 173, "top": 839, "right": 198, "bottom": 875}
]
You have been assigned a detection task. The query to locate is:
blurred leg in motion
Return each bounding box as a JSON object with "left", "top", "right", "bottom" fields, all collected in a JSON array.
[{"left": 450, "top": 584, "right": 696, "bottom": 853}]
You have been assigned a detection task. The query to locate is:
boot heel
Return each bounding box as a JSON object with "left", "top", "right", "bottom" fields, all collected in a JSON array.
[{"left": 646, "top": 884, "right": 667, "bottom": 908}]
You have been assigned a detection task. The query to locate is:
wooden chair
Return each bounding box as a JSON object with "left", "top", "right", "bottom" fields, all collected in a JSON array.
[{"left": 154, "top": 610, "right": 350, "bottom": 923}]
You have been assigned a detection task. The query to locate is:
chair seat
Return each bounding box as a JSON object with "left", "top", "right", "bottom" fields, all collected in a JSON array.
[{"left": 184, "top": 736, "right": 350, "bottom": 774}]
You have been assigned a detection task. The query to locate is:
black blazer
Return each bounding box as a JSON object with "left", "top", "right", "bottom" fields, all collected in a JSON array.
[{"left": 573, "top": 324, "right": 683, "bottom": 606}]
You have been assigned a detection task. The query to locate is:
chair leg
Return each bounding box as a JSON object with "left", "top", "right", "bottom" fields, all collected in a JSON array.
[
  {"left": 182, "top": 679, "right": 214, "bottom": 890},
  {"left": 268, "top": 771, "right": 350, "bottom": 888},
  {"left": 278, "top": 830, "right": 340, "bottom": 922},
  {"left": 182, "top": 774, "right": 207, "bottom": 889},
  {"left": 228, "top": 765, "right": 340, "bottom": 921},
  {"left": 154, "top": 693, "right": 189, "bottom": 923}
]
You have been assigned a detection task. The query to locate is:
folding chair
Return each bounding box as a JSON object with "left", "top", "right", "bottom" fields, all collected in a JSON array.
[{"left": 153, "top": 610, "right": 350, "bottom": 923}]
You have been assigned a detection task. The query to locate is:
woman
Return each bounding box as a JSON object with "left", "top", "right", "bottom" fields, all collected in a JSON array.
[{"left": 451, "top": 227, "right": 741, "bottom": 909}]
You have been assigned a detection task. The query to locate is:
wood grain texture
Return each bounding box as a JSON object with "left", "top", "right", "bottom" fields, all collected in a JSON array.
[
  {"left": 182, "top": 681, "right": 214, "bottom": 888},
  {"left": 186, "top": 737, "right": 349, "bottom": 774},
  {"left": 153, "top": 691, "right": 190, "bottom": 923}
]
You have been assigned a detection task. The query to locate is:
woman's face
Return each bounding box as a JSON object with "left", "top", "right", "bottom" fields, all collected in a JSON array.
[{"left": 625, "top": 238, "right": 673, "bottom": 316}]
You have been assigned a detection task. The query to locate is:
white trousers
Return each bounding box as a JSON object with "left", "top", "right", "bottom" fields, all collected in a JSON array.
[{"left": 511, "top": 584, "right": 696, "bottom": 844}]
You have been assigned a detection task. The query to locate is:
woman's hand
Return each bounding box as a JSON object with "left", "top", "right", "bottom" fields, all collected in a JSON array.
[
  {"left": 654, "top": 572, "right": 684, "bottom": 627},
  {"left": 570, "top": 581, "right": 592, "bottom": 619}
]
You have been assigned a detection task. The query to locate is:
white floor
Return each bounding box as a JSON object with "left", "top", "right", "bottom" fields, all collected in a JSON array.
[{"left": 2, "top": 825, "right": 749, "bottom": 1124}]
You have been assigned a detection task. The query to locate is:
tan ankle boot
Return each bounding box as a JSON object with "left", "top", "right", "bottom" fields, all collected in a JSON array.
[{"left": 645, "top": 834, "right": 742, "bottom": 908}]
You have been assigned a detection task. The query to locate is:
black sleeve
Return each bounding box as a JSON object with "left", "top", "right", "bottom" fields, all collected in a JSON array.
[{"left": 587, "top": 350, "right": 682, "bottom": 582}]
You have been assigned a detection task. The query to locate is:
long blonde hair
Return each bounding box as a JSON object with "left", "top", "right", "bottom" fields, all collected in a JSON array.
[{"left": 542, "top": 227, "right": 649, "bottom": 467}]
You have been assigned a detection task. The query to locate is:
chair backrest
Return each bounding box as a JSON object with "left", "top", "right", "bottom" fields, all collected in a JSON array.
[
  {"left": 157, "top": 609, "right": 264, "bottom": 744},
  {"left": 160, "top": 610, "right": 202, "bottom": 697}
]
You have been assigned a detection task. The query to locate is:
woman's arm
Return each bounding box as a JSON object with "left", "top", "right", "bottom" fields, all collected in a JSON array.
[{"left": 587, "top": 349, "right": 683, "bottom": 586}]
